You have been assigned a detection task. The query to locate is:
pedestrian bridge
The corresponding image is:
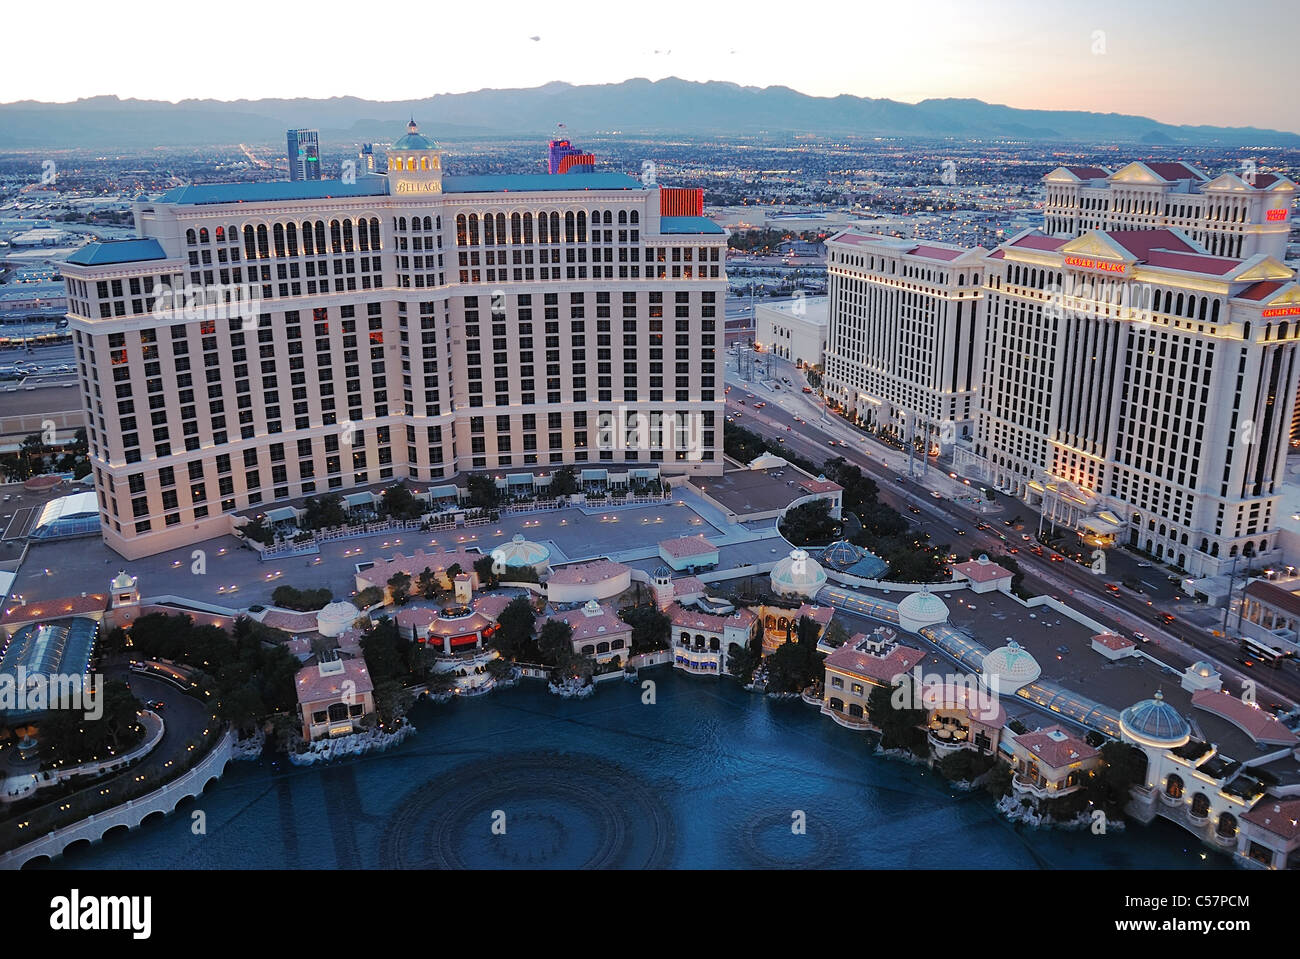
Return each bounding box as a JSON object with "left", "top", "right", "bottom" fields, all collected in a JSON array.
[{"left": 0, "top": 728, "right": 234, "bottom": 870}]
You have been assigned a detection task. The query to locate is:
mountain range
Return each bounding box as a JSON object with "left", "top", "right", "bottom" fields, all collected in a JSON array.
[{"left": 2, "top": 78, "right": 1296, "bottom": 150}]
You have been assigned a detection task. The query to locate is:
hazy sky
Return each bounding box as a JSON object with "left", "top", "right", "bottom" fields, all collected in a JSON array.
[{"left": 7, "top": 0, "right": 1297, "bottom": 132}]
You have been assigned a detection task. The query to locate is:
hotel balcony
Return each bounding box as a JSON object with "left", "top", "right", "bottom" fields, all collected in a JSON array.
[
  {"left": 1160, "top": 791, "right": 1183, "bottom": 807},
  {"left": 821, "top": 705, "right": 872, "bottom": 730},
  {"left": 1214, "top": 831, "right": 1239, "bottom": 849},
  {"left": 1012, "top": 774, "right": 1079, "bottom": 800}
]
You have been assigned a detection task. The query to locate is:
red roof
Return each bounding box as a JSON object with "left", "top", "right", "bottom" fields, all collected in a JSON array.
[
  {"left": 1092, "top": 632, "right": 1135, "bottom": 651},
  {"left": 909, "top": 245, "right": 965, "bottom": 261},
  {"left": 1238, "top": 281, "right": 1284, "bottom": 302},
  {"left": 550, "top": 603, "right": 631, "bottom": 644},
  {"left": 799, "top": 478, "right": 842, "bottom": 494},
  {"left": 825, "top": 641, "right": 925, "bottom": 684},
  {"left": 659, "top": 534, "right": 718, "bottom": 559},
  {"left": 1, "top": 594, "right": 108, "bottom": 626},
  {"left": 1251, "top": 173, "right": 1282, "bottom": 189},
  {"left": 1145, "top": 161, "right": 1205, "bottom": 182},
  {"left": 951, "top": 558, "right": 1013, "bottom": 584},
  {"left": 1143, "top": 250, "right": 1239, "bottom": 276},
  {"left": 1009, "top": 234, "right": 1068, "bottom": 252},
  {"left": 1065, "top": 166, "right": 1110, "bottom": 180},
  {"left": 1242, "top": 798, "right": 1300, "bottom": 840},
  {"left": 295, "top": 658, "right": 373, "bottom": 706},
  {"left": 1191, "top": 690, "right": 1299, "bottom": 746},
  {"left": 1013, "top": 725, "right": 1099, "bottom": 769},
  {"left": 1104, "top": 229, "right": 1198, "bottom": 259},
  {"left": 987, "top": 249, "right": 1006, "bottom": 260}
]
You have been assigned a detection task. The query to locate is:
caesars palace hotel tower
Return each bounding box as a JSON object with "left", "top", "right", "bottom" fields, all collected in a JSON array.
[{"left": 61, "top": 123, "right": 728, "bottom": 560}]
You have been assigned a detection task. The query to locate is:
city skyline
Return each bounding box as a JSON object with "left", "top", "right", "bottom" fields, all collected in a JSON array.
[{"left": 5, "top": 0, "right": 1298, "bottom": 134}]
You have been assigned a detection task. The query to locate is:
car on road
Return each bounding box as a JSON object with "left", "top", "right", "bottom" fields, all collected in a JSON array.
[
  {"left": 1105, "top": 582, "right": 1120, "bottom": 593},
  {"left": 1158, "top": 612, "right": 1176, "bottom": 625},
  {"left": 754, "top": 401, "right": 766, "bottom": 408},
  {"left": 746, "top": 394, "right": 755, "bottom": 400},
  {"left": 952, "top": 527, "right": 966, "bottom": 536},
  {"left": 1133, "top": 631, "right": 1149, "bottom": 643},
  {"left": 975, "top": 522, "right": 990, "bottom": 531},
  {"left": 828, "top": 440, "right": 837, "bottom": 447},
  {"left": 147, "top": 700, "right": 165, "bottom": 711},
  {"left": 1136, "top": 562, "right": 1152, "bottom": 568},
  {"left": 802, "top": 386, "right": 813, "bottom": 393},
  {"left": 1007, "top": 546, "right": 1019, "bottom": 553},
  {"left": 930, "top": 490, "right": 942, "bottom": 499},
  {"left": 1049, "top": 553, "right": 1064, "bottom": 562},
  {"left": 908, "top": 505, "right": 921, "bottom": 514}
]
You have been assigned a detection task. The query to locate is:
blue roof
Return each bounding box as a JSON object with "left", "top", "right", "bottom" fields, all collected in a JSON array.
[
  {"left": 158, "top": 179, "right": 390, "bottom": 206},
  {"left": 659, "top": 216, "right": 725, "bottom": 235},
  {"left": 66, "top": 238, "right": 169, "bottom": 266},
  {"left": 442, "top": 173, "right": 642, "bottom": 194}
]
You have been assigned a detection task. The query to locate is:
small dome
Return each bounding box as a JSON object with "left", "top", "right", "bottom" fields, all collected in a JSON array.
[
  {"left": 392, "top": 118, "right": 438, "bottom": 151},
  {"left": 981, "top": 640, "right": 1041, "bottom": 693},
  {"left": 770, "top": 548, "right": 827, "bottom": 598},
  {"left": 1191, "top": 661, "right": 1217, "bottom": 678},
  {"left": 821, "top": 540, "right": 865, "bottom": 571},
  {"left": 318, "top": 601, "right": 362, "bottom": 638},
  {"left": 652, "top": 565, "right": 674, "bottom": 581},
  {"left": 110, "top": 570, "right": 135, "bottom": 590},
  {"left": 1120, "top": 690, "right": 1191, "bottom": 746},
  {"left": 491, "top": 533, "right": 550, "bottom": 569},
  {"left": 897, "top": 588, "right": 949, "bottom": 627}
]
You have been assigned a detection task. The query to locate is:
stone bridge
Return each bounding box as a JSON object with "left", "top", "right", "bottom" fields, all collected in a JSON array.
[{"left": 0, "top": 727, "right": 235, "bottom": 870}]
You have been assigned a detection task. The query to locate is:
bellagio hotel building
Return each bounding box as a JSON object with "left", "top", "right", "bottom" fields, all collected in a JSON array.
[{"left": 61, "top": 123, "right": 728, "bottom": 559}]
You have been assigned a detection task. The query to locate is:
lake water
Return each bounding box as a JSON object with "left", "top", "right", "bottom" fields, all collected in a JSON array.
[{"left": 53, "top": 670, "right": 1231, "bottom": 870}]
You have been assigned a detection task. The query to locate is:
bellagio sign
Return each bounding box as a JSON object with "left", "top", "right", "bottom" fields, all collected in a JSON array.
[{"left": 393, "top": 180, "right": 442, "bottom": 194}]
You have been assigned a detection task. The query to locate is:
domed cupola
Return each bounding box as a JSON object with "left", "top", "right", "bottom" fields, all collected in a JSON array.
[
  {"left": 1119, "top": 689, "right": 1191, "bottom": 748},
  {"left": 386, "top": 119, "right": 443, "bottom": 195}
]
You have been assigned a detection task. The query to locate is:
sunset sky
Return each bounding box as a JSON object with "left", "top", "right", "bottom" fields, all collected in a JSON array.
[{"left": 8, "top": 0, "right": 1297, "bottom": 132}]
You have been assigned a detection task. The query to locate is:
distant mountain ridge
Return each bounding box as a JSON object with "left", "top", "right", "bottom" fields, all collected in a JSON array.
[{"left": 2, "top": 78, "right": 1296, "bottom": 149}]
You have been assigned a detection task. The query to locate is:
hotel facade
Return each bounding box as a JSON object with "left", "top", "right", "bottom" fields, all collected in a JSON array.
[
  {"left": 61, "top": 124, "right": 728, "bottom": 560},
  {"left": 823, "top": 234, "right": 987, "bottom": 454}
]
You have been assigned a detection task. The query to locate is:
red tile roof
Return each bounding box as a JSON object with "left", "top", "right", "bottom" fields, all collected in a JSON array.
[
  {"left": 667, "top": 602, "right": 756, "bottom": 633},
  {"left": 1143, "top": 250, "right": 1240, "bottom": 276},
  {"left": 1092, "top": 632, "right": 1135, "bottom": 651},
  {"left": 909, "top": 245, "right": 966, "bottom": 261},
  {"left": 1242, "top": 580, "right": 1300, "bottom": 619},
  {"left": 1065, "top": 166, "right": 1110, "bottom": 179},
  {"left": 1145, "top": 161, "right": 1205, "bottom": 182},
  {"left": 547, "top": 559, "right": 630, "bottom": 586},
  {"left": 825, "top": 641, "right": 925, "bottom": 684},
  {"left": 1190, "top": 690, "right": 1299, "bottom": 746},
  {"left": 1, "top": 594, "right": 108, "bottom": 627},
  {"left": 1242, "top": 797, "right": 1300, "bottom": 840},
  {"left": 1009, "top": 234, "right": 1068, "bottom": 252},
  {"left": 659, "top": 534, "right": 718, "bottom": 559},
  {"left": 295, "top": 658, "right": 373, "bottom": 706},
  {"left": 1239, "top": 281, "right": 1285, "bottom": 301},
  {"left": 550, "top": 604, "right": 632, "bottom": 644},
  {"left": 1013, "top": 725, "right": 1098, "bottom": 769},
  {"left": 951, "top": 558, "right": 1013, "bottom": 584},
  {"left": 799, "top": 478, "right": 843, "bottom": 494},
  {"left": 1105, "top": 229, "right": 1198, "bottom": 259}
]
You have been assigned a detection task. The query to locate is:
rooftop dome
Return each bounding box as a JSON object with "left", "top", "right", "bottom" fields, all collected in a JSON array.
[
  {"left": 318, "top": 601, "right": 362, "bottom": 638},
  {"left": 1120, "top": 690, "right": 1191, "bottom": 747},
  {"left": 896, "top": 588, "right": 949, "bottom": 628},
  {"left": 821, "top": 540, "right": 865, "bottom": 571},
  {"left": 490, "top": 533, "right": 550, "bottom": 569},
  {"left": 110, "top": 570, "right": 136, "bottom": 590},
  {"left": 652, "top": 565, "right": 675, "bottom": 580},
  {"left": 770, "top": 548, "right": 827, "bottom": 598},
  {"left": 981, "top": 639, "right": 1041, "bottom": 693},
  {"left": 1191, "top": 660, "right": 1218, "bottom": 678},
  {"left": 392, "top": 119, "right": 437, "bottom": 151}
]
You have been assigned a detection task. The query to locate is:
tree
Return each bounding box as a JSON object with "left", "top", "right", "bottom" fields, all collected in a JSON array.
[
  {"left": 360, "top": 616, "right": 416, "bottom": 685},
  {"left": 538, "top": 619, "right": 575, "bottom": 667},
  {"left": 619, "top": 605, "right": 671, "bottom": 654},
  {"left": 303, "top": 493, "right": 348, "bottom": 530},
  {"left": 867, "top": 680, "right": 929, "bottom": 755},
  {"left": 380, "top": 481, "right": 424, "bottom": 520},
  {"left": 355, "top": 586, "right": 384, "bottom": 609},
  {"left": 473, "top": 555, "right": 498, "bottom": 588},
  {"left": 466, "top": 474, "right": 499, "bottom": 508},
  {"left": 387, "top": 571, "right": 412, "bottom": 606},
  {"left": 490, "top": 597, "right": 538, "bottom": 661},
  {"left": 548, "top": 466, "right": 578, "bottom": 497},
  {"left": 416, "top": 567, "right": 440, "bottom": 600},
  {"left": 821, "top": 620, "right": 850, "bottom": 649},
  {"left": 779, "top": 499, "right": 839, "bottom": 546},
  {"left": 271, "top": 585, "right": 333, "bottom": 611}
]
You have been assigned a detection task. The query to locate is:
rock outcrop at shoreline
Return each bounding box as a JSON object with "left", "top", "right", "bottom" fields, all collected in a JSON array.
[{"left": 289, "top": 724, "right": 416, "bottom": 765}]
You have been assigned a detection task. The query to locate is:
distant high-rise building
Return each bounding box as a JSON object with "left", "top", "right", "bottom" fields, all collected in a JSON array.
[
  {"left": 548, "top": 138, "right": 595, "bottom": 175},
  {"left": 358, "top": 143, "right": 376, "bottom": 174},
  {"left": 287, "top": 129, "right": 321, "bottom": 182}
]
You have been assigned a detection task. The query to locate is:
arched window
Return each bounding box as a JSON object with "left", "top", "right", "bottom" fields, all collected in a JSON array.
[
  {"left": 538, "top": 212, "right": 549, "bottom": 243},
  {"left": 511, "top": 213, "right": 522, "bottom": 244},
  {"left": 564, "top": 211, "right": 575, "bottom": 242},
  {"left": 456, "top": 214, "right": 467, "bottom": 246},
  {"left": 256, "top": 224, "right": 270, "bottom": 258},
  {"left": 273, "top": 223, "right": 285, "bottom": 257},
  {"left": 398, "top": 217, "right": 407, "bottom": 232},
  {"left": 618, "top": 209, "right": 627, "bottom": 224},
  {"left": 495, "top": 213, "right": 506, "bottom": 245},
  {"left": 286, "top": 222, "right": 298, "bottom": 256},
  {"left": 550, "top": 211, "right": 560, "bottom": 241},
  {"left": 314, "top": 221, "right": 326, "bottom": 253},
  {"left": 329, "top": 219, "right": 342, "bottom": 254},
  {"left": 342, "top": 219, "right": 354, "bottom": 252},
  {"left": 629, "top": 210, "right": 639, "bottom": 224},
  {"left": 483, "top": 213, "right": 495, "bottom": 245},
  {"left": 198, "top": 227, "right": 209, "bottom": 243},
  {"left": 356, "top": 220, "right": 369, "bottom": 252},
  {"left": 370, "top": 218, "right": 381, "bottom": 250},
  {"left": 468, "top": 214, "right": 480, "bottom": 246},
  {"left": 576, "top": 210, "right": 586, "bottom": 242},
  {"left": 302, "top": 222, "right": 315, "bottom": 255},
  {"left": 603, "top": 210, "right": 612, "bottom": 225},
  {"left": 186, "top": 229, "right": 197, "bottom": 245},
  {"left": 522, "top": 212, "right": 533, "bottom": 243}
]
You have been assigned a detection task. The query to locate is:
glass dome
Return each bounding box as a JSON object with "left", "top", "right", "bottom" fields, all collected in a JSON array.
[
  {"left": 821, "top": 540, "right": 865, "bottom": 571},
  {"left": 981, "top": 639, "right": 1041, "bottom": 692},
  {"left": 896, "top": 588, "right": 949, "bottom": 626},
  {"left": 491, "top": 533, "right": 550, "bottom": 568},
  {"left": 1120, "top": 690, "right": 1191, "bottom": 746}
]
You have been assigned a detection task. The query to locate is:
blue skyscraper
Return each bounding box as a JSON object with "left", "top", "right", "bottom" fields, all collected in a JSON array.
[{"left": 287, "top": 128, "right": 321, "bottom": 181}]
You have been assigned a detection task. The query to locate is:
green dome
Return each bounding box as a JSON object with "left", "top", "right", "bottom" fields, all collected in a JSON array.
[{"left": 392, "top": 119, "right": 437, "bottom": 151}]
